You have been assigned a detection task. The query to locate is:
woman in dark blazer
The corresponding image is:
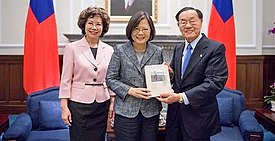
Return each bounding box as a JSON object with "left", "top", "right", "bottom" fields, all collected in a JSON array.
[{"left": 106, "top": 11, "right": 163, "bottom": 141}]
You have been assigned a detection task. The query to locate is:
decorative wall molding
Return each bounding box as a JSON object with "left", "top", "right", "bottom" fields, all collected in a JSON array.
[
  {"left": 69, "top": 0, "right": 74, "bottom": 32},
  {"left": 63, "top": 34, "right": 183, "bottom": 49},
  {"left": 0, "top": 44, "right": 66, "bottom": 55},
  {"left": 263, "top": 45, "right": 275, "bottom": 48},
  {"left": 63, "top": 34, "right": 183, "bottom": 63}
]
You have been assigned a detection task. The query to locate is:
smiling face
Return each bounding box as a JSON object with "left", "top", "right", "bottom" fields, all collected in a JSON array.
[
  {"left": 178, "top": 9, "right": 202, "bottom": 43},
  {"left": 85, "top": 15, "right": 103, "bottom": 41},
  {"left": 131, "top": 19, "right": 151, "bottom": 47}
]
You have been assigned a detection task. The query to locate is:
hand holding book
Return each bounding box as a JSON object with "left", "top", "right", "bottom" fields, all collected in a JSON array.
[{"left": 144, "top": 64, "right": 173, "bottom": 97}]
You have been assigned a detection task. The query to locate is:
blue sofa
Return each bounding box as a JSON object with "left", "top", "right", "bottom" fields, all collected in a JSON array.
[
  {"left": 211, "top": 87, "right": 263, "bottom": 141},
  {"left": 2, "top": 87, "right": 263, "bottom": 141},
  {"left": 3, "top": 87, "right": 70, "bottom": 141}
]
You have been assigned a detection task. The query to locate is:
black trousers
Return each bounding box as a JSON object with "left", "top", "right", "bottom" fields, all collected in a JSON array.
[
  {"left": 114, "top": 112, "right": 159, "bottom": 141},
  {"left": 165, "top": 108, "right": 210, "bottom": 141},
  {"left": 68, "top": 100, "right": 110, "bottom": 141}
]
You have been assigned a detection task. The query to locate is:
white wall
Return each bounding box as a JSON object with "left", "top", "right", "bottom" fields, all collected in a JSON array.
[{"left": 0, "top": 0, "right": 274, "bottom": 55}]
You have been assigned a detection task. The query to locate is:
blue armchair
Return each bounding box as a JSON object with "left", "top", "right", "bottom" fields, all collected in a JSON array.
[
  {"left": 211, "top": 87, "right": 263, "bottom": 141},
  {"left": 3, "top": 87, "right": 70, "bottom": 141}
]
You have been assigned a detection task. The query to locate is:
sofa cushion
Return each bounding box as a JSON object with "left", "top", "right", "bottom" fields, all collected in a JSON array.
[
  {"left": 26, "top": 129, "right": 70, "bottom": 141},
  {"left": 3, "top": 113, "right": 32, "bottom": 141},
  {"left": 210, "top": 126, "right": 244, "bottom": 141},
  {"left": 239, "top": 110, "right": 263, "bottom": 141},
  {"left": 27, "top": 87, "right": 60, "bottom": 129},
  {"left": 39, "top": 101, "right": 67, "bottom": 130},
  {"left": 217, "top": 88, "right": 245, "bottom": 125},
  {"left": 217, "top": 98, "right": 234, "bottom": 126}
]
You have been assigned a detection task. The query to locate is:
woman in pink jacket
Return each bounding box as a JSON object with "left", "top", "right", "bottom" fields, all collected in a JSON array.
[{"left": 59, "top": 7, "right": 114, "bottom": 141}]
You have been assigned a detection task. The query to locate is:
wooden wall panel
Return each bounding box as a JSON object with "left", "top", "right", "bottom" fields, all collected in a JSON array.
[
  {"left": 236, "top": 56, "right": 275, "bottom": 110},
  {"left": 236, "top": 64, "right": 246, "bottom": 92},
  {"left": 9, "top": 63, "right": 25, "bottom": 103},
  {"left": 0, "top": 61, "right": 7, "bottom": 102},
  {"left": 0, "top": 56, "right": 26, "bottom": 114},
  {"left": 237, "top": 56, "right": 263, "bottom": 109},
  {"left": 0, "top": 55, "right": 275, "bottom": 113}
]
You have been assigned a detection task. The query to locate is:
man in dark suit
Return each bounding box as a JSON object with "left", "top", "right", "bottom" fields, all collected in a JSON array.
[
  {"left": 111, "top": 0, "right": 152, "bottom": 16},
  {"left": 157, "top": 7, "right": 228, "bottom": 141}
]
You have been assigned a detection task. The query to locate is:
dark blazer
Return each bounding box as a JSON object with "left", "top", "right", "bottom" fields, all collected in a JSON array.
[
  {"left": 111, "top": 0, "right": 152, "bottom": 16},
  {"left": 167, "top": 34, "right": 228, "bottom": 139},
  {"left": 106, "top": 41, "right": 163, "bottom": 118}
]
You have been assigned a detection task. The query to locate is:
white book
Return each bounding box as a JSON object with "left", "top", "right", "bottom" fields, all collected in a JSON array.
[{"left": 144, "top": 64, "right": 173, "bottom": 97}]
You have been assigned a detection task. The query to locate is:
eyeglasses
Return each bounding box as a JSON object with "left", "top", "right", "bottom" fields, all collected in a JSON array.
[
  {"left": 178, "top": 19, "right": 200, "bottom": 26},
  {"left": 132, "top": 27, "right": 150, "bottom": 34}
]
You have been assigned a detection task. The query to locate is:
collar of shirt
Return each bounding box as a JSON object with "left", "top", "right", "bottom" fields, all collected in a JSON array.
[{"left": 184, "top": 33, "right": 203, "bottom": 53}]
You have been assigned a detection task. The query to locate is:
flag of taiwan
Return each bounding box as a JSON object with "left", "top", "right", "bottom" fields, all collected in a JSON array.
[
  {"left": 24, "top": 0, "right": 60, "bottom": 94},
  {"left": 208, "top": 0, "right": 236, "bottom": 89}
]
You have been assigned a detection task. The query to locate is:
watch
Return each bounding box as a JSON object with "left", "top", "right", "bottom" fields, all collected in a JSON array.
[{"left": 178, "top": 94, "right": 184, "bottom": 103}]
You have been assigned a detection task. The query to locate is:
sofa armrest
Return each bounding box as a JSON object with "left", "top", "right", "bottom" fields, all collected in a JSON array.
[
  {"left": 3, "top": 113, "right": 32, "bottom": 141},
  {"left": 238, "top": 110, "right": 263, "bottom": 141}
]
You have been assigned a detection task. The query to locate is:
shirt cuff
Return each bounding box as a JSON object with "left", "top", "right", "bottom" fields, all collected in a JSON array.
[{"left": 180, "top": 92, "right": 190, "bottom": 105}]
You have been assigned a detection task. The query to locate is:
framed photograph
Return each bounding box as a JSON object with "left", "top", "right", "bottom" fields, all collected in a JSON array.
[
  {"left": 105, "top": 0, "right": 158, "bottom": 22},
  {"left": 144, "top": 65, "right": 173, "bottom": 97}
]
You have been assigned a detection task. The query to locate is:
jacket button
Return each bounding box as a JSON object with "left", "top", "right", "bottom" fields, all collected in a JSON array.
[
  {"left": 94, "top": 68, "right": 98, "bottom": 71},
  {"left": 93, "top": 78, "right": 97, "bottom": 82}
]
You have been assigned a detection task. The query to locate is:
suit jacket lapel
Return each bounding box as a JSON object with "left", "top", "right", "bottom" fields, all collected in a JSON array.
[
  {"left": 140, "top": 42, "right": 155, "bottom": 69},
  {"left": 174, "top": 42, "right": 185, "bottom": 83},
  {"left": 181, "top": 35, "right": 207, "bottom": 81},
  {"left": 80, "top": 37, "right": 97, "bottom": 66},
  {"left": 123, "top": 41, "right": 143, "bottom": 74},
  {"left": 95, "top": 40, "right": 107, "bottom": 66}
]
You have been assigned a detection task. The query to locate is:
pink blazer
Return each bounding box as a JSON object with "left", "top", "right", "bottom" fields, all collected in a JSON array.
[{"left": 59, "top": 37, "right": 114, "bottom": 103}]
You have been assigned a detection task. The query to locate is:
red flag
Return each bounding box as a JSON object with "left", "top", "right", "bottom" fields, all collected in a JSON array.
[
  {"left": 208, "top": 0, "right": 236, "bottom": 89},
  {"left": 24, "top": 0, "right": 60, "bottom": 94}
]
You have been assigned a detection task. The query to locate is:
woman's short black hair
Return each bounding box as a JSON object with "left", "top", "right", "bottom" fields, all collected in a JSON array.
[
  {"left": 175, "top": 7, "right": 203, "bottom": 22},
  {"left": 78, "top": 6, "right": 110, "bottom": 37},
  {"left": 126, "top": 11, "right": 155, "bottom": 42}
]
